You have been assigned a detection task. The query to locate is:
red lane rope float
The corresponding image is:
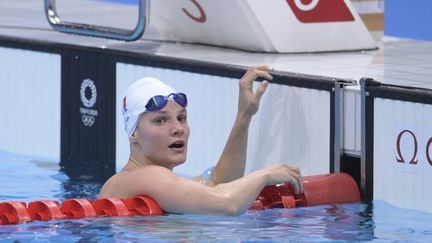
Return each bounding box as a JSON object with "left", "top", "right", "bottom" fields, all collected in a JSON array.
[
  {"left": 61, "top": 199, "right": 97, "bottom": 219},
  {"left": 249, "top": 172, "right": 361, "bottom": 210},
  {"left": 93, "top": 198, "right": 130, "bottom": 217},
  {"left": 122, "top": 196, "right": 164, "bottom": 216},
  {"left": 0, "top": 196, "right": 164, "bottom": 225},
  {"left": 0, "top": 173, "right": 360, "bottom": 225},
  {"left": 0, "top": 202, "right": 31, "bottom": 225},
  {"left": 27, "top": 200, "right": 65, "bottom": 221}
]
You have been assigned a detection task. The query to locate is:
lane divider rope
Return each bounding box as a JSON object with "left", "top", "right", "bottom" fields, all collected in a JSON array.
[{"left": 0, "top": 172, "right": 360, "bottom": 225}]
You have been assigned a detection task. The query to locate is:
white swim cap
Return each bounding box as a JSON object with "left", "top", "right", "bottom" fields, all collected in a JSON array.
[{"left": 122, "top": 77, "right": 176, "bottom": 137}]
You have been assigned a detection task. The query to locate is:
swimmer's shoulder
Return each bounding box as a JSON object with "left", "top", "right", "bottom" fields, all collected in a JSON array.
[
  {"left": 99, "top": 172, "right": 126, "bottom": 198},
  {"left": 99, "top": 165, "right": 176, "bottom": 198},
  {"left": 122, "top": 164, "right": 175, "bottom": 180}
]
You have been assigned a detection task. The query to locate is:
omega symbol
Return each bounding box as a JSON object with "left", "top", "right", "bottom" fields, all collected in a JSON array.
[{"left": 396, "top": 130, "right": 432, "bottom": 166}]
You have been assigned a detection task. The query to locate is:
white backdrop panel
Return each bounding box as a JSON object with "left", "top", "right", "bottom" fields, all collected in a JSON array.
[
  {"left": 247, "top": 83, "right": 330, "bottom": 176},
  {"left": 343, "top": 86, "right": 361, "bottom": 156},
  {"left": 374, "top": 98, "right": 432, "bottom": 213},
  {"left": 0, "top": 47, "right": 61, "bottom": 160}
]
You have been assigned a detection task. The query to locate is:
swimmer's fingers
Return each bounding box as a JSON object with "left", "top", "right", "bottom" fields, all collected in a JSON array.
[
  {"left": 251, "top": 69, "right": 273, "bottom": 82},
  {"left": 286, "top": 164, "right": 301, "bottom": 176},
  {"left": 280, "top": 164, "right": 302, "bottom": 194},
  {"left": 238, "top": 65, "right": 273, "bottom": 116},
  {"left": 250, "top": 65, "right": 273, "bottom": 75},
  {"left": 253, "top": 80, "right": 269, "bottom": 104},
  {"left": 288, "top": 169, "right": 303, "bottom": 194},
  {"left": 240, "top": 66, "right": 273, "bottom": 90},
  {"left": 241, "top": 66, "right": 273, "bottom": 104}
]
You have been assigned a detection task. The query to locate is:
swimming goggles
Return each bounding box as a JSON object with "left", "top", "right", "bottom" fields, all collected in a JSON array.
[{"left": 145, "top": 93, "right": 188, "bottom": 112}]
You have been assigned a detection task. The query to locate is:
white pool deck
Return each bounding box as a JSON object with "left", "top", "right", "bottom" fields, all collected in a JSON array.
[{"left": 1, "top": 0, "right": 431, "bottom": 89}]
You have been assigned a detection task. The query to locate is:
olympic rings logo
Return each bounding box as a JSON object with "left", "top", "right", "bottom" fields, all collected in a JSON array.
[
  {"left": 396, "top": 129, "right": 432, "bottom": 166},
  {"left": 81, "top": 115, "right": 95, "bottom": 127},
  {"left": 80, "top": 79, "right": 97, "bottom": 108}
]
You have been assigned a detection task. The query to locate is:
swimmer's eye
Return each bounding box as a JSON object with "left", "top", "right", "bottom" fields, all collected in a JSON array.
[
  {"left": 153, "top": 117, "right": 167, "bottom": 125},
  {"left": 178, "top": 115, "right": 187, "bottom": 123}
]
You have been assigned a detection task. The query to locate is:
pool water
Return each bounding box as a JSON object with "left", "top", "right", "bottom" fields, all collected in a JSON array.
[{"left": 1, "top": 150, "right": 432, "bottom": 242}]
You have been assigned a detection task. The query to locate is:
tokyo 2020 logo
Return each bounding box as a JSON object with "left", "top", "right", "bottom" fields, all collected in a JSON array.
[{"left": 79, "top": 79, "right": 98, "bottom": 127}]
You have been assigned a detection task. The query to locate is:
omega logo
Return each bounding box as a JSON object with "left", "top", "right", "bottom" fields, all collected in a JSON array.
[
  {"left": 396, "top": 129, "right": 432, "bottom": 166},
  {"left": 294, "top": 0, "right": 319, "bottom": 11},
  {"left": 182, "top": 0, "right": 207, "bottom": 23},
  {"left": 286, "top": 0, "right": 354, "bottom": 23}
]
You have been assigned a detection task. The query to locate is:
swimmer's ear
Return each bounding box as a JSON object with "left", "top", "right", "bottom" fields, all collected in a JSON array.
[{"left": 129, "top": 130, "right": 139, "bottom": 144}]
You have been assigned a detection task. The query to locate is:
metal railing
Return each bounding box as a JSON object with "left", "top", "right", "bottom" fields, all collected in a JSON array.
[{"left": 44, "top": 0, "right": 148, "bottom": 41}]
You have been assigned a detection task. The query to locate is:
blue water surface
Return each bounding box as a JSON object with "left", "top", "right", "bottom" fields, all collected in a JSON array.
[{"left": 1, "top": 150, "right": 432, "bottom": 242}]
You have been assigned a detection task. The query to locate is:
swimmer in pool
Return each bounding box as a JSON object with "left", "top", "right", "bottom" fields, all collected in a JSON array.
[{"left": 99, "top": 65, "right": 303, "bottom": 216}]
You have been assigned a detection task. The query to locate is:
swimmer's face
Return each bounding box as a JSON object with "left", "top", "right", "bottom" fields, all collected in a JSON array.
[{"left": 133, "top": 100, "right": 190, "bottom": 169}]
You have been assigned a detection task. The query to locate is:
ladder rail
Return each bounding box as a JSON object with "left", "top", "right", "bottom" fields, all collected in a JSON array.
[{"left": 44, "top": 0, "right": 148, "bottom": 41}]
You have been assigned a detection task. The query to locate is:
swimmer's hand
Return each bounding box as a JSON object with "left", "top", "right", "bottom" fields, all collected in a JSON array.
[
  {"left": 264, "top": 163, "right": 303, "bottom": 194},
  {"left": 238, "top": 65, "right": 273, "bottom": 118}
]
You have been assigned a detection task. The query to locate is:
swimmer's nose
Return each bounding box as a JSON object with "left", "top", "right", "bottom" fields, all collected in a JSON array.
[{"left": 171, "top": 121, "right": 184, "bottom": 136}]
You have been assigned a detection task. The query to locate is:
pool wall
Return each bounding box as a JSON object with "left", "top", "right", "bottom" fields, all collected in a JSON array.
[{"left": 0, "top": 39, "right": 343, "bottom": 179}]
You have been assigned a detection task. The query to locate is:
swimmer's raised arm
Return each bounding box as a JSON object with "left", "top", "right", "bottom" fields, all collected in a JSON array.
[
  {"left": 211, "top": 65, "right": 273, "bottom": 185},
  {"left": 104, "top": 163, "right": 302, "bottom": 216}
]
